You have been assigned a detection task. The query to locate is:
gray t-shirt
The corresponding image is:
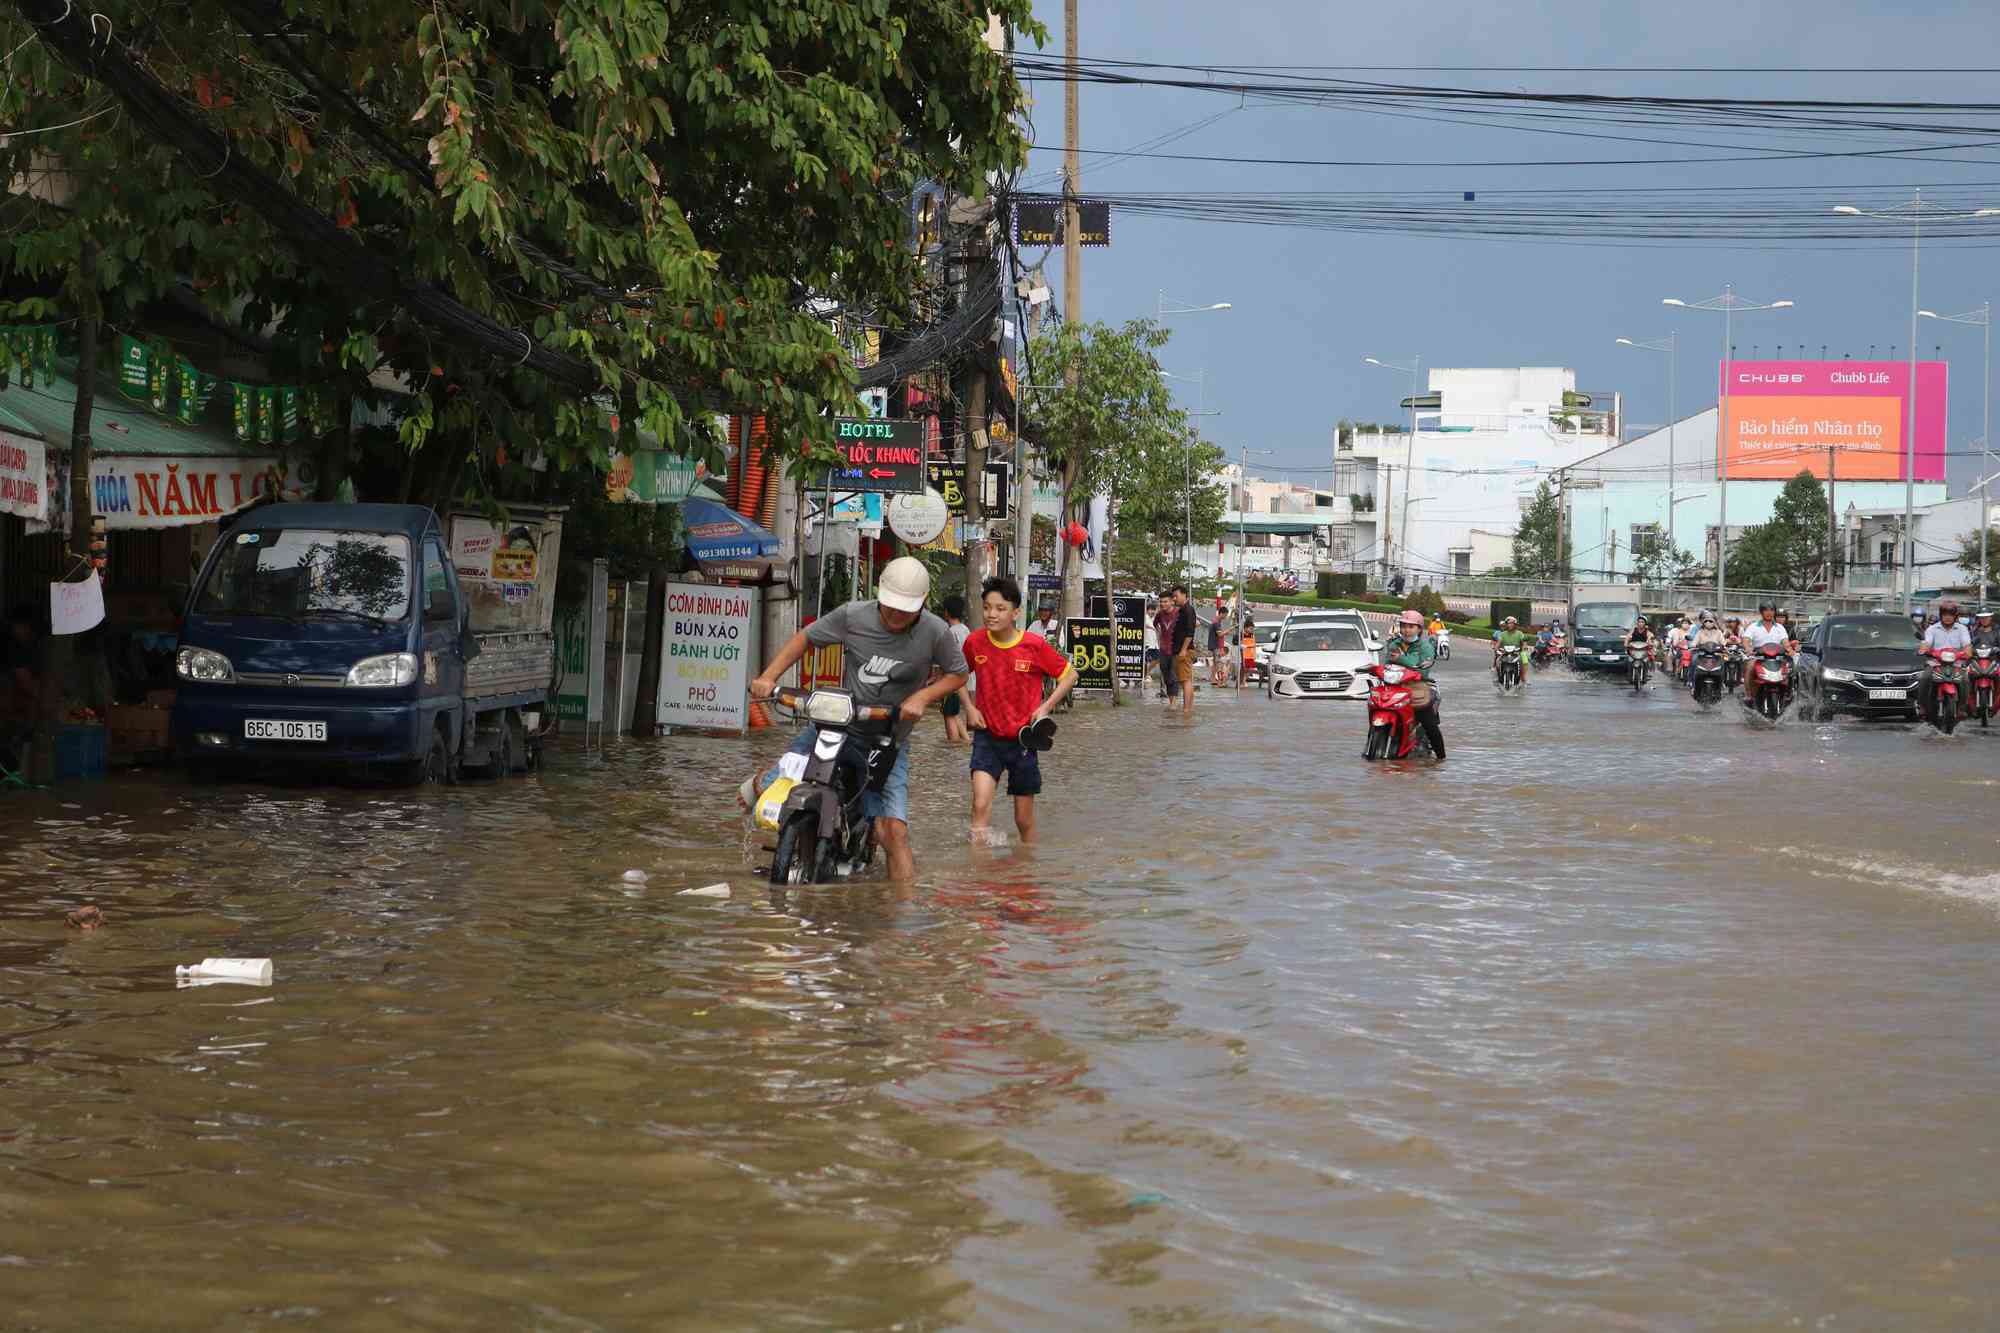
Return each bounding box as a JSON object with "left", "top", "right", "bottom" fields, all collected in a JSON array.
[{"left": 807, "top": 601, "right": 968, "bottom": 709}]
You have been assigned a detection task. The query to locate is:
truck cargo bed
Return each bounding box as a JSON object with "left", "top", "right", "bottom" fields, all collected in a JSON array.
[{"left": 468, "top": 631, "right": 554, "bottom": 702}]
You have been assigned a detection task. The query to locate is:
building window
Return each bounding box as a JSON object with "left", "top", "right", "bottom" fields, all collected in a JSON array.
[
  {"left": 1630, "top": 523, "right": 1660, "bottom": 557},
  {"left": 1879, "top": 540, "right": 1896, "bottom": 571},
  {"left": 1452, "top": 551, "right": 1471, "bottom": 576}
]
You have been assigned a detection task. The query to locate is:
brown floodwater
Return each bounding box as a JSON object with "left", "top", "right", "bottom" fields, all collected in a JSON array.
[{"left": 1, "top": 655, "right": 1996, "bottom": 1329}]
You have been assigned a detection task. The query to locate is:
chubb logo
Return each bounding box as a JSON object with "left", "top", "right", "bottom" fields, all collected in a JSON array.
[{"left": 1738, "top": 372, "right": 1802, "bottom": 384}]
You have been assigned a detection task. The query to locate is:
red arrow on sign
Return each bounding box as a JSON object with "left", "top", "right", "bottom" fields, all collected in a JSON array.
[{"left": 868, "top": 468, "right": 897, "bottom": 478}]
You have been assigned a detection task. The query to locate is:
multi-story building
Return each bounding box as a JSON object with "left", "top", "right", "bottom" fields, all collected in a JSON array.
[{"left": 1334, "top": 368, "right": 1620, "bottom": 581}]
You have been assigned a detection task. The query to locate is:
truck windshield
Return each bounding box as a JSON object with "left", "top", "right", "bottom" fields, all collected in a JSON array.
[
  {"left": 195, "top": 529, "right": 413, "bottom": 622},
  {"left": 1574, "top": 602, "right": 1638, "bottom": 632}
]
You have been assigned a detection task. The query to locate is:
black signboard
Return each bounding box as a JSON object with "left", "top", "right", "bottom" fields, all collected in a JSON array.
[
  {"left": 1064, "top": 617, "right": 1114, "bottom": 690},
  {"left": 1012, "top": 196, "right": 1111, "bottom": 248},
  {"left": 1089, "top": 594, "right": 1146, "bottom": 684},
  {"left": 828, "top": 417, "right": 926, "bottom": 494},
  {"left": 926, "top": 460, "right": 1014, "bottom": 516}
]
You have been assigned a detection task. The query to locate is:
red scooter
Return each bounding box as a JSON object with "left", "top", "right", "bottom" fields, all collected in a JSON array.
[
  {"left": 1926, "top": 648, "right": 1965, "bottom": 735},
  {"left": 1969, "top": 644, "right": 1998, "bottom": 727},
  {"left": 1745, "top": 642, "right": 1793, "bottom": 721},
  {"left": 1361, "top": 662, "right": 1438, "bottom": 761}
]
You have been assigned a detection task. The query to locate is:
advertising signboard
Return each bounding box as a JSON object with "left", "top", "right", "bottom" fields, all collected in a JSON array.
[
  {"left": 926, "top": 460, "right": 1013, "bottom": 515},
  {"left": 656, "top": 581, "right": 762, "bottom": 733},
  {"left": 1719, "top": 360, "right": 1946, "bottom": 481},
  {"left": 1090, "top": 594, "right": 1146, "bottom": 685},
  {"left": 1063, "top": 617, "right": 1114, "bottom": 690},
  {"left": 1011, "top": 197, "right": 1112, "bottom": 248},
  {"left": 828, "top": 417, "right": 926, "bottom": 494},
  {"left": 0, "top": 429, "right": 46, "bottom": 522}
]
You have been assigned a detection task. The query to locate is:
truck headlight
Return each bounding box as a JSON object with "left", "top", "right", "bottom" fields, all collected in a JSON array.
[
  {"left": 176, "top": 647, "right": 235, "bottom": 683},
  {"left": 345, "top": 653, "right": 419, "bottom": 687}
]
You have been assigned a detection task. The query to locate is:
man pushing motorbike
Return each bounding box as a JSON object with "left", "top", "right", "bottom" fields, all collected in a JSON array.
[{"left": 749, "top": 557, "right": 968, "bottom": 881}]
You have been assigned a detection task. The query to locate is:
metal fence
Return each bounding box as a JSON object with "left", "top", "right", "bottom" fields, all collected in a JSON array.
[{"left": 1426, "top": 574, "right": 1894, "bottom": 620}]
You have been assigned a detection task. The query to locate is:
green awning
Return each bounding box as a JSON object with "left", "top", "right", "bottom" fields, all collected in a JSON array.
[
  {"left": 1222, "top": 511, "right": 1342, "bottom": 536},
  {"left": 0, "top": 368, "right": 271, "bottom": 459},
  {"left": 0, "top": 400, "right": 44, "bottom": 440}
]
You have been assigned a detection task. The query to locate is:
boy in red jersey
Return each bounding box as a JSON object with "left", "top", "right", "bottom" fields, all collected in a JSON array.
[{"left": 959, "top": 575, "right": 1076, "bottom": 842}]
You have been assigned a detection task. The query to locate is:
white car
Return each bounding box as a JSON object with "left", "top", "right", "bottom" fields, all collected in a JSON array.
[
  {"left": 1280, "top": 607, "right": 1382, "bottom": 654},
  {"left": 1267, "top": 621, "right": 1376, "bottom": 700}
]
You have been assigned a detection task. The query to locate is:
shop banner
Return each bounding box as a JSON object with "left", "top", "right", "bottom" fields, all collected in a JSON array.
[
  {"left": 606, "top": 450, "right": 705, "bottom": 504},
  {"left": 91, "top": 455, "right": 295, "bottom": 529},
  {"left": 0, "top": 429, "right": 47, "bottom": 522},
  {"left": 1064, "top": 617, "right": 1114, "bottom": 690},
  {"left": 656, "top": 581, "right": 761, "bottom": 733}
]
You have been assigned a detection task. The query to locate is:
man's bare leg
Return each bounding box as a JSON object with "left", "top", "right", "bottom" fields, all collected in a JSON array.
[{"left": 876, "top": 817, "right": 916, "bottom": 881}]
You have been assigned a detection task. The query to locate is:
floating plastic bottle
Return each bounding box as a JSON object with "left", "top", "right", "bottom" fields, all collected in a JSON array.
[{"left": 175, "top": 958, "right": 273, "bottom": 985}]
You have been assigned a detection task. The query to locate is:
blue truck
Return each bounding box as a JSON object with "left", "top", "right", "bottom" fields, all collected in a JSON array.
[
  {"left": 172, "top": 502, "right": 564, "bottom": 783},
  {"left": 1565, "top": 582, "right": 1643, "bottom": 673}
]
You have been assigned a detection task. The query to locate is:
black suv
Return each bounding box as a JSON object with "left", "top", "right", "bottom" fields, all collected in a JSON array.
[{"left": 1796, "top": 614, "right": 1926, "bottom": 720}]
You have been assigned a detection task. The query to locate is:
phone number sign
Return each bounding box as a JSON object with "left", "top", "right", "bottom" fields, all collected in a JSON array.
[{"left": 829, "top": 417, "right": 926, "bottom": 494}]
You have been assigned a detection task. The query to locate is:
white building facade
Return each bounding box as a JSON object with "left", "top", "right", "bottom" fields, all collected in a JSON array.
[{"left": 1335, "top": 367, "right": 1619, "bottom": 581}]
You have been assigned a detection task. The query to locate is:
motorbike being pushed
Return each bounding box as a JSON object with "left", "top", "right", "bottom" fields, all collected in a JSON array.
[
  {"left": 1745, "top": 643, "right": 1794, "bottom": 722},
  {"left": 1968, "top": 643, "right": 1998, "bottom": 727},
  {"left": 1493, "top": 642, "right": 1525, "bottom": 691},
  {"left": 1690, "top": 644, "right": 1727, "bottom": 707},
  {"left": 1926, "top": 649, "right": 1966, "bottom": 735},
  {"left": 759, "top": 686, "right": 897, "bottom": 885},
  {"left": 1361, "top": 662, "right": 1440, "bottom": 761}
]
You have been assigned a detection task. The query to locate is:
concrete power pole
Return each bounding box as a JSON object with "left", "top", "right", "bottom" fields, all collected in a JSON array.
[{"left": 1058, "top": 0, "right": 1084, "bottom": 624}]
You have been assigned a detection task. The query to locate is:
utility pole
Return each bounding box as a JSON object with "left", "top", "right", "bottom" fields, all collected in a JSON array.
[
  {"left": 1826, "top": 444, "right": 1838, "bottom": 594},
  {"left": 1058, "top": 0, "right": 1083, "bottom": 624}
]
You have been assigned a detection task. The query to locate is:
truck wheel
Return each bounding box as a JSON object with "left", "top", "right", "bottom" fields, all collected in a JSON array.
[{"left": 403, "top": 725, "right": 453, "bottom": 786}]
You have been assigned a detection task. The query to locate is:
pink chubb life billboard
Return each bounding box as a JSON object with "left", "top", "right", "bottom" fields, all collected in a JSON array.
[{"left": 1718, "top": 360, "right": 1947, "bottom": 482}]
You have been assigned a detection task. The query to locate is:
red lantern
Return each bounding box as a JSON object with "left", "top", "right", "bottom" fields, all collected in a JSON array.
[{"left": 1063, "top": 521, "right": 1088, "bottom": 549}]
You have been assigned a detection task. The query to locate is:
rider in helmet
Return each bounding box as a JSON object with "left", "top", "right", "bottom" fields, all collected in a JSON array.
[
  {"left": 1919, "top": 597, "right": 1973, "bottom": 722},
  {"left": 1492, "top": 614, "right": 1532, "bottom": 681},
  {"left": 1740, "top": 602, "right": 1790, "bottom": 706},
  {"left": 1381, "top": 608, "right": 1446, "bottom": 758},
  {"left": 1625, "top": 613, "right": 1654, "bottom": 660},
  {"left": 1973, "top": 607, "right": 2000, "bottom": 650}
]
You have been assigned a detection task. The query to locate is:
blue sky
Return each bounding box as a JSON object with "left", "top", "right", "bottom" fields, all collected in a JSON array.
[{"left": 1021, "top": 1, "right": 2000, "bottom": 492}]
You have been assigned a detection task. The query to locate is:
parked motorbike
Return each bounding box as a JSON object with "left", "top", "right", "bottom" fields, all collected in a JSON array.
[
  {"left": 762, "top": 687, "right": 896, "bottom": 885},
  {"left": 1746, "top": 643, "right": 1794, "bottom": 721},
  {"left": 1722, "top": 643, "right": 1746, "bottom": 693},
  {"left": 1690, "top": 646, "right": 1726, "bottom": 706},
  {"left": 1493, "top": 643, "right": 1524, "bottom": 690},
  {"left": 1926, "top": 649, "right": 1965, "bottom": 735},
  {"left": 1629, "top": 641, "right": 1652, "bottom": 691},
  {"left": 1969, "top": 644, "right": 1998, "bottom": 727},
  {"left": 1361, "top": 663, "right": 1439, "bottom": 761}
]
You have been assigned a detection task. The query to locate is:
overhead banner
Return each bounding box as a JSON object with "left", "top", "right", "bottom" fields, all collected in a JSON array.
[
  {"left": 1720, "top": 360, "right": 1946, "bottom": 482},
  {"left": 1012, "top": 196, "right": 1112, "bottom": 248},
  {"left": 0, "top": 429, "right": 47, "bottom": 522},
  {"left": 656, "top": 582, "right": 761, "bottom": 733},
  {"left": 90, "top": 455, "right": 300, "bottom": 529},
  {"left": 607, "top": 450, "right": 705, "bottom": 504}
]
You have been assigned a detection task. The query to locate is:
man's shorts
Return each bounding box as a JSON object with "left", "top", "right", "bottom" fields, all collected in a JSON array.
[
  {"left": 760, "top": 726, "right": 911, "bottom": 824},
  {"left": 970, "top": 728, "right": 1043, "bottom": 796}
]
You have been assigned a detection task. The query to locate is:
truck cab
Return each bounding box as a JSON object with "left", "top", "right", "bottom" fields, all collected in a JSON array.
[
  {"left": 1568, "top": 599, "right": 1642, "bottom": 672},
  {"left": 172, "top": 502, "right": 560, "bottom": 783}
]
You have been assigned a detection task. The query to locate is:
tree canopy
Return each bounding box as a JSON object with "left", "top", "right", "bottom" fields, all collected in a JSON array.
[
  {"left": 2, "top": 0, "right": 1041, "bottom": 483},
  {"left": 1729, "top": 471, "right": 1829, "bottom": 594},
  {"left": 1511, "top": 481, "right": 1568, "bottom": 580}
]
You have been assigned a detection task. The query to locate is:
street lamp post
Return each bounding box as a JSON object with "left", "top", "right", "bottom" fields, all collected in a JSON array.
[
  {"left": 1835, "top": 192, "right": 2000, "bottom": 612},
  {"left": 1616, "top": 334, "right": 1678, "bottom": 599},
  {"left": 1663, "top": 288, "right": 1793, "bottom": 616},
  {"left": 1364, "top": 356, "right": 1421, "bottom": 588},
  {"left": 1157, "top": 293, "right": 1231, "bottom": 580},
  {"left": 1919, "top": 302, "right": 1993, "bottom": 604}
]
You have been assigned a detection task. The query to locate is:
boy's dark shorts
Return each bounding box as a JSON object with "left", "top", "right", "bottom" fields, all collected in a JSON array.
[
  {"left": 970, "top": 728, "right": 1043, "bottom": 796},
  {"left": 941, "top": 693, "right": 962, "bottom": 718}
]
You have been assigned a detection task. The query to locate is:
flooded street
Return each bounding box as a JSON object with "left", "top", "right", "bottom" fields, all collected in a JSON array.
[{"left": 3, "top": 655, "right": 1997, "bottom": 1330}]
